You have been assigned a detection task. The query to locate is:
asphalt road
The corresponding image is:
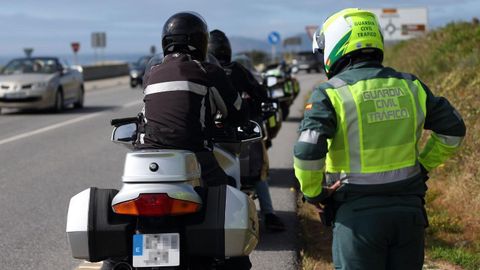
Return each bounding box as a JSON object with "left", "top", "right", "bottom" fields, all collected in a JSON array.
[{"left": 0, "top": 73, "right": 322, "bottom": 270}]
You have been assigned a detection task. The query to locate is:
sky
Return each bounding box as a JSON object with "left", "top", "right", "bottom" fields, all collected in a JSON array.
[{"left": 1, "top": 0, "right": 479, "bottom": 57}]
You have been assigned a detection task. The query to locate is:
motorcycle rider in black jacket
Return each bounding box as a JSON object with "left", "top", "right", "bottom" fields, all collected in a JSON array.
[
  {"left": 139, "top": 14, "right": 246, "bottom": 188},
  {"left": 103, "top": 12, "right": 251, "bottom": 270},
  {"left": 208, "top": 29, "right": 286, "bottom": 232}
]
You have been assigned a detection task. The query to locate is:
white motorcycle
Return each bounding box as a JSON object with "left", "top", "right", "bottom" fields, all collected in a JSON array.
[{"left": 66, "top": 116, "right": 262, "bottom": 269}]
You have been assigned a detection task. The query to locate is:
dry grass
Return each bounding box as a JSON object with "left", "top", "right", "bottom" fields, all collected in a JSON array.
[
  {"left": 384, "top": 21, "right": 480, "bottom": 269},
  {"left": 297, "top": 196, "right": 334, "bottom": 270}
]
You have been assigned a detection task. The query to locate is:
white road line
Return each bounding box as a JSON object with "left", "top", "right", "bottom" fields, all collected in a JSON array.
[
  {"left": 75, "top": 261, "right": 102, "bottom": 270},
  {"left": 0, "top": 100, "right": 143, "bottom": 146}
]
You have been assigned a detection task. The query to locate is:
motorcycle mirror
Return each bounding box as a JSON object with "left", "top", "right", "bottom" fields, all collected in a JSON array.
[
  {"left": 111, "top": 123, "right": 138, "bottom": 148},
  {"left": 239, "top": 120, "right": 263, "bottom": 143},
  {"left": 266, "top": 77, "right": 278, "bottom": 87}
]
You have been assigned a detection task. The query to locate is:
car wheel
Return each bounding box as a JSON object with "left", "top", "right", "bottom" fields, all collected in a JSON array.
[
  {"left": 53, "top": 89, "right": 64, "bottom": 113},
  {"left": 130, "top": 80, "right": 137, "bottom": 88},
  {"left": 74, "top": 85, "right": 84, "bottom": 109},
  {"left": 281, "top": 103, "right": 290, "bottom": 120}
]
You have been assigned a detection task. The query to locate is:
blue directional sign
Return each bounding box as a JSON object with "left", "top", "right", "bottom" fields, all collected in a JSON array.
[{"left": 268, "top": 31, "right": 281, "bottom": 45}]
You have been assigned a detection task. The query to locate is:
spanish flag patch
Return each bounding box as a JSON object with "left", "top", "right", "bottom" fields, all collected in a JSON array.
[{"left": 305, "top": 103, "right": 313, "bottom": 110}]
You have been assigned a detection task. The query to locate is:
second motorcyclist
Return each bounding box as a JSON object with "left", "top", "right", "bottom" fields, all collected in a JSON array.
[{"left": 208, "top": 29, "right": 286, "bottom": 232}]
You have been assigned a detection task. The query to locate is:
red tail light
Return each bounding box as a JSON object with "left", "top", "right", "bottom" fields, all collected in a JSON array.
[{"left": 112, "top": 193, "right": 201, "bottom": 217}]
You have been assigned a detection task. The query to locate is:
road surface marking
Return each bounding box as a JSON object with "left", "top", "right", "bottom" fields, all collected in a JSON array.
[
  {"left": 0, "top": 100, "right": 142, "bottom": 147},
  {"left": 76, "top": 261, "right": 102, "bottom": 270}
]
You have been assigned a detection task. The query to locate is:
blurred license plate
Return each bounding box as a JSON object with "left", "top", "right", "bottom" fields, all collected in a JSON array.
[
  {"left": 132, "top": 233, "right": 180, "bottom": 267},
  {"left": 4, "top": 92, "right": 26, "bottom": 99}
]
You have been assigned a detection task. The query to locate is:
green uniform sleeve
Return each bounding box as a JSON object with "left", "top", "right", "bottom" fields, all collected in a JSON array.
[
  {"left": 418, "top": 80, "right": 466, "bottom": 171},
  {"left": 293, "top": 85, "right": 337, "bottom": 201}
]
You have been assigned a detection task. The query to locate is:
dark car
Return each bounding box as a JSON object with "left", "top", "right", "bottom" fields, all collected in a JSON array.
[
  {"left": 129, "top": 55, "right": 152, "bottom": 88},
  {"left": 293, "top": 51, "right": 323, "bottom": 73}
]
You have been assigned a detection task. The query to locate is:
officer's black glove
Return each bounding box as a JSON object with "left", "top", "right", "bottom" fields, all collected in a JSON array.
[
  {"left": 304, "top": 194, "right": 336, "bottom": 227},
  {"left": 420, "top": 163, "right": 430, "bottom": 182},
  {"left": 304, "top": 180, "right": 341, "bottom": 205}
]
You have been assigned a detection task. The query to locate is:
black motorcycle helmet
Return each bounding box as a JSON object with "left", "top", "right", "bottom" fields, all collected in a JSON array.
[
  {"left": 206, "top": 53, "right": 222, "bottom": 67},
  {"left": 208, "top": 29, "right": 232, "bottom": 65},
  {"left": 162, "top": 12, "right": 209, "bottom": 61}
]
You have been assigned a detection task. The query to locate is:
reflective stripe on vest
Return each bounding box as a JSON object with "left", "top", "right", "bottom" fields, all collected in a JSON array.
[
  {"left": 326, "top": 165, "right": 420, "bottom": 185},
  {"left": 401, "top": 74, "right": 427, "bottom": 146},
  {"left": 324, "top": 76, "right": 427, "bottom": 185},
  {"left": 294, "top": 156, "right": 326, "bottom": 171}
]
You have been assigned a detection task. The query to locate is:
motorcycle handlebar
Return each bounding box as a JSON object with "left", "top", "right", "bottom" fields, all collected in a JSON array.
[
  {"left": 212, "top": 121, "right": 262, "bottom": 143},
  {"left": 110, "top": 117, "right": 139, "bottom": 127}
]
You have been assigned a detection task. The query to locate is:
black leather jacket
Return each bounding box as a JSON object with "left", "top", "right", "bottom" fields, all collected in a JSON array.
[{"left": 140, "top": 53, "right": 245, "bottom": 152}]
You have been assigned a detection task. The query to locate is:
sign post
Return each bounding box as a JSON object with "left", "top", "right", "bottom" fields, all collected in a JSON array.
[
  {"left": 23, "top": 48, "right": 34, "bottom": 58},
  {"left": 268, "top": 31, "right": 281, "bottom": 63},
  {"left": 150, "top": 45, "right": 156, "bottom": 55},
  {"left": 91, "top": 32, "right": 107, "bottom": 64},
  {"left": 71, "top": 42, "right": 80, "bottom": 65},
  {"left": 305, "top": 25, "right": 319, "bottom": 40}
]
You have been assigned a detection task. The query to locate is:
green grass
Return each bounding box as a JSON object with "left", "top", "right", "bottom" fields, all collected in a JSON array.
[{"left": 429, "top": 245, "right": 480, "bottom": 270}]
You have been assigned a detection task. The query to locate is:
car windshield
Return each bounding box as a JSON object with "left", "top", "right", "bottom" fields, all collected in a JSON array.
[
  {"left": 136, "top": 56, "right": 152, "bottom": 68},
  {"left": 297, "top": 53, "right": 314, "bottom": 61},
  {"left": 1, "top": 58, "right": 58, "bottom": 75}
]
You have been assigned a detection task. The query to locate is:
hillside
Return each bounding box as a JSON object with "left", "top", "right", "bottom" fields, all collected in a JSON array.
[
  {"left": 384, "top": 21, "right": 480, "bottom": 269},
  {"left": 230, "top": 33, "right": 312, "bottom": 54}
]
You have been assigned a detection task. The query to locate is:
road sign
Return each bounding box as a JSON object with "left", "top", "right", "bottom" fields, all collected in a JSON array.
[
  {"left": 71, "top": 42, "right": 80, "bottom": 53},
  {"left": 91, "top": 32, "right": 107, "bottom": 48},
  {"left": 268, "top": 31, "right": 281, "bottom": 45},
  {"left": 369, "top": 7, "right": 428, "bottom": 41},
  {"left": 23, "top": 48, "right": 34, "bottom": 58},
  {"left": 283, "top": 36, "right": 302, "bottom": 47},
  {"left": 305, "top": 25, "right": 319, "bottom": 40},
  {"left": 150, "top": 45, "right": 156, "bottom": 55}
]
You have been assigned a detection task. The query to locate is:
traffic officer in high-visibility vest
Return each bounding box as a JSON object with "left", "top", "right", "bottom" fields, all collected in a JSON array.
[{"left": 293, "top": 8, "right": 466, "bottom": 270}]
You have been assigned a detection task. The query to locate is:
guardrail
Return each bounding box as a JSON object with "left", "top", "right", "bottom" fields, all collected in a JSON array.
[{"left": 82, "top": 63, "right": 129, "bottom": 81}]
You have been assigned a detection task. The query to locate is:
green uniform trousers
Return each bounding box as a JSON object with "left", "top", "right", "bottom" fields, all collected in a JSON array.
[{"left": 332, "top": 196, "right": 426, "bottom": 270}]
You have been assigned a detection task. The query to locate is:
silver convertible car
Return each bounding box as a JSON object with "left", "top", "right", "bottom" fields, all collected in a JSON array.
[{"left": 0, "top": 57, "right": 84, "bottom": 113}]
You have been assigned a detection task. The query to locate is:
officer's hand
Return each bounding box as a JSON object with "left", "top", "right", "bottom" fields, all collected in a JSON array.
[
  {"left": 308, "top": 181, "right": 341, "bottom": 213},
  {"left": 325, "top": 180, "right": 342, "bottom": 196}
]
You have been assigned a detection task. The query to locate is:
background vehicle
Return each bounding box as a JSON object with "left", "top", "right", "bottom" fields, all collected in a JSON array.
[
  {"left": 129, "top": 55, "right": 157, "bottom": 88},
  {"left": 263, "top": 63, "right": 295, "bottom": 120},
  {"left": 232, "top": 55, "right": 283, "bottom": 148},
  {"left": 0, "top": 57, "right": 84, "bottom": 112},
  {"left": 292, "top": 51, "right": 323, "bottom": 73}
]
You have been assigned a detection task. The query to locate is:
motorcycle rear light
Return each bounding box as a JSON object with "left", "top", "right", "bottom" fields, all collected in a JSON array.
[{"left": 112, "top": 193, "right": 201, "bottom": 217}]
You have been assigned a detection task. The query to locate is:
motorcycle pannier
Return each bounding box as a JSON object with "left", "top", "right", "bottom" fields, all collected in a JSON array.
[
  {"left": 66, "top": 188, "right": 134, "bottom": 262},
  {"left": 185, "top": 185, "right": 259, "bottom": 258}
]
